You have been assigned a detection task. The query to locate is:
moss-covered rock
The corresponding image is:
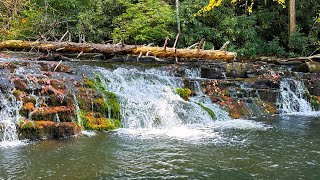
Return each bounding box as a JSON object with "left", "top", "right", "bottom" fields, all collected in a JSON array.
[
  {"left": 31, "top": 106, "right": 75, "bottom": 122},
  {"left": 311, "top": 96, "right": 320, "bottom": 111},
  {"left": 80, "top": 111, "right": 120, "bottom": 131},
  {"left": 18, "top": 120, "right": 81, "bottom": 140},
  {"left": 175, "top": 88, "right": 192, "bottom": 101},
  {"left": 20, "top": 102, "right": 35, "bottom": 117}
]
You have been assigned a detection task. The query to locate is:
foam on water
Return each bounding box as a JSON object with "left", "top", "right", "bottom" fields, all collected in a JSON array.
[
  {"left": 81, "top": 130, "right": 97, "bottom": 137},
  {"left": 0, "top": 140, "right": 28, "bottom": 149},
  {"left": 115, "top": 119, "right": 269, "bottom": 144}
]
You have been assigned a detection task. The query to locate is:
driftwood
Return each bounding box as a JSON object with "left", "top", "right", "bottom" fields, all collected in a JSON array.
[{"left": 0, "top": 40, "right": 237, "bottom": 61}]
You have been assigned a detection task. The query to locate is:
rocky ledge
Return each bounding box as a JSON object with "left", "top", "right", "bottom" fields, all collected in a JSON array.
[{"left": 1, "top": 51, "right": 320, "bottom": 140}]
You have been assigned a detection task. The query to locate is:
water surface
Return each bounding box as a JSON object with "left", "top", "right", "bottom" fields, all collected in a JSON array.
[{"left": 1, "top": 115, "right": 320, "bottom": 179}]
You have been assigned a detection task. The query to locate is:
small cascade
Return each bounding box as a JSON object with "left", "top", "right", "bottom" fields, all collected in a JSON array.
[
  {"left": 192, "top": 81, "right": 231, "bottom": 121},
  {"left": 277, "top": 78, "right": 313, "bottom": 114},
  {"left": 0, "top": 91, "right": 22, "bottom": 144},
  {"left": 71, "top": 90, "right": 82, "bottom": 126}
]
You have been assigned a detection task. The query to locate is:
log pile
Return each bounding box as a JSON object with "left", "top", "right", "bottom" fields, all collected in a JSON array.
[{"left": 0, "top": 40, "right": 237, "bottom": 61}]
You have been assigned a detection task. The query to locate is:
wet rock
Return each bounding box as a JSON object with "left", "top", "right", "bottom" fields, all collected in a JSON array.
[
  {"left": 201, "top": 67, "right": 225, "bottom": 79},
  {"left": 31, "top": 106, "right": 75, "bottom": 122},
  {"left": 39, "top": 62, "right": 73, "bottom": 73},
  {"left": 183, "top": 79, "right": 196, "bottom": 96},
  {"left": 13, "top": 78, "right": 27, "bottom": 91},
  {"left": 225, "top": 63, "right": 247, "bottom": 78},
  {"left": 292, "top": 62, "right": 320, "bottom": 73},
  {"left": 304, "top": 73, "right": 320, "bottom": 96},
  {"left": 254, "top": 79, "right": 280, "bottom": 89},
  {"left": 37, "top": 54, "right": 71, "bottom": 61},
  {"left": 80, "top": 112, "right": 120, "bottom": 131},
  {"left": 256, "top": 89, "right": 279, "bottom": 103},
  {"left": 18, "top": 120, "right": 81, "bottom": 140},
  {"left": 0, "top": 62, "right": 17, "bottom": 72},
  {"left": 20, "top": 102, "right": 35, "bottom": 117}
]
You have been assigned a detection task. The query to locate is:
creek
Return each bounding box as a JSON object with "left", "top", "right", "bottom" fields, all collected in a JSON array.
[{"left": 0, "top": 56, "right": 319, "bottom": 179}]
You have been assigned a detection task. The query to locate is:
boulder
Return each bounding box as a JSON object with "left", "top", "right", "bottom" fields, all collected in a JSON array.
[
  {"left": 18, "top": 120, "right": 81, "bottom": 140},
  {"left": 201, "top": 67, "right": 225, "bottom": 79}
]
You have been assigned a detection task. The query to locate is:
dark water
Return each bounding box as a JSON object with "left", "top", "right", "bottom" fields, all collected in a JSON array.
[{"left": 1, "top": 115, "right": 320, "bottom": 179}]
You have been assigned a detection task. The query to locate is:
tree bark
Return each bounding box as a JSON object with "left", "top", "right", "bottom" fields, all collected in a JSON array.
[
  {"left": 289, "top": 0, "right": 296, "bottom": 37},
  {"left": 0, "top": 40, "right": 237, "bottom": 61},
  {"left": 176, "top": 0, "right": 181, "bottom": 34}
]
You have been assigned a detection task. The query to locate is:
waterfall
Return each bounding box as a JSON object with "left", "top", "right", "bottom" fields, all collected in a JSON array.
[
  {"left": 277, "top": 79, "right": 313, "bottom": 114},
  {"left": 94, "top": 66, "right": 268, "bottom": 141},
  {"left": 0, "top": 91, "right": 23, "bottom": 146},
  {"left": 97, "top": 67, "right": 216, "bottom": 129}
]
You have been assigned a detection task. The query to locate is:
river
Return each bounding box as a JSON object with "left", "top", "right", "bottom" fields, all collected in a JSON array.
[{"left": 1, "top": 114, "right": 320, "bottom": 179}]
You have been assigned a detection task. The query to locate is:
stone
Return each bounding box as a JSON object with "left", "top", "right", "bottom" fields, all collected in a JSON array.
[
  {"left": 225, "top": 62, "right": 247, "bottom": 78},
  {"left": 201, "top": 67, "right": 225, "bottom": 79},
  {"left": 18, "top": 120, "right": 81, "bottom": 140},
  {"left": 256, "top": 89, "right": 279, "bottom": 103},
  {"left": 13, "top": 78, "right": 27, "bottom": 91},
  {"left": 292, "top": 62, "right": 320, "bottom": 73}
]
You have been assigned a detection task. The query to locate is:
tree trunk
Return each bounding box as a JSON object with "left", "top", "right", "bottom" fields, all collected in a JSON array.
[
  {"left": 289, "top": 0, "right": 296, "bottom": 37},
  {"left": 0, "top": 40, "right": 237, "bottom": 61},
  {"left": 176, "top": 0, "right": 181, "bottom": 34}
]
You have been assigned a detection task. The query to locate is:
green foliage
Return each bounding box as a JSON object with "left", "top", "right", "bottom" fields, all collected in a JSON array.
[
  {"left": 1, "top": 0, "right": 319, "bottom": 57},
  {"left": 112, "top": 0, "right": 175, "bottom": 44},
  {"left": 175, "top": 88, "right": 191, "bottom": 101}
]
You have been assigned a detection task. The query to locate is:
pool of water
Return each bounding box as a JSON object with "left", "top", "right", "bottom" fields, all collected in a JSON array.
[{"left": 1, "top": 115, "right": 320, "bottom": 179}]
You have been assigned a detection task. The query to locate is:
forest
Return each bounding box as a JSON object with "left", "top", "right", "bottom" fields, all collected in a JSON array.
[{"left": 0, "top": 0, "right": 319, "bottom": 58}]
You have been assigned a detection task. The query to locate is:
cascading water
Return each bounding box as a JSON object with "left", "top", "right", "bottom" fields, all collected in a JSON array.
[
  {"left": 96, "top": 66, "right": 268, "bottom": 141},
  {"left": 277, "top": 78, "right": 313, "bottom": 114},
  {"left": 0, "top": 91, "right": 23, "bottom": 147},
  {"left": 98, "top": 67, "right": 214, "bottom": 129}
]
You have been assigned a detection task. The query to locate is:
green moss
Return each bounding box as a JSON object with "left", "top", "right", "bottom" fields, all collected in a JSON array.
[
  {"left": 311, "top": 96, "right": 320, "bottom": 111},
  {"left": 175, "top": 88, "right": 192, "bottom": 101},
  {"left": 196, "top": 103, "right": 216, "bottom": 120},
  {"left": 80, "top": 111, "right": 120, "bottom": 131},
  {"left": 90, "top": 75, "right": 120, "bottom": 120},
  {"left": 19, "top": 120, "right": 34, "bottom": 129},
  {"left": 79, "top": 75, "right": 121, "bottom": 126},
  {"left": 84, "top": 79, "right": 96, "bottom": 88},
  {"left": 13, "top": 90, "right": 22, "bottom": 100},
  {"left": 105, "top": 91, "right": 120, "bottom": 119}
]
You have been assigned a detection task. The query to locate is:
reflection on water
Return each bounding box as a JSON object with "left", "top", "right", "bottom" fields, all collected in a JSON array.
[{"left": 1, "top": 115, "right": 320, "bottom": 179}]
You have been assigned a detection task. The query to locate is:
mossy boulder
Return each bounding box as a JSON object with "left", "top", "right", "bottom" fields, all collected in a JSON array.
[
  {"left": 20, "top": 102, "right": 35, "bottom": 117},
  {"left": 31, "top": 106, "right": 75, "bottom": 122},
  {"left": 18, "top": 120, "right": 81, "bottom": 140},
  {"left": 175, "top": 88, "right": 192, "bottom": 101},
  {"left": 80, "top": 112, "right": 120, "bottom": 131}
]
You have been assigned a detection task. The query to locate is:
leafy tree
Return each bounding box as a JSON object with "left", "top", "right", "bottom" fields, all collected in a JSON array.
[{"left": 112, "top": 0, "right": 175, "bottom": 44}]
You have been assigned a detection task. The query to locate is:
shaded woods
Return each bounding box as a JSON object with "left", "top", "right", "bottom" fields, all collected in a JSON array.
[{"left": 0, "top": 0, "right": 319, "bottom": 58}]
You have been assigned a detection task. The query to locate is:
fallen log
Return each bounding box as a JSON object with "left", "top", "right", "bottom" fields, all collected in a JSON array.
[{"left": 0, "top": 40, "right": 237, "bottom": 61}]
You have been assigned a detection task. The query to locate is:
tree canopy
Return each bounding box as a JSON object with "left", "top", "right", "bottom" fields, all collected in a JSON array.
[{"left": 0, "top": 0, "right": 319, "bottom": 58}]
